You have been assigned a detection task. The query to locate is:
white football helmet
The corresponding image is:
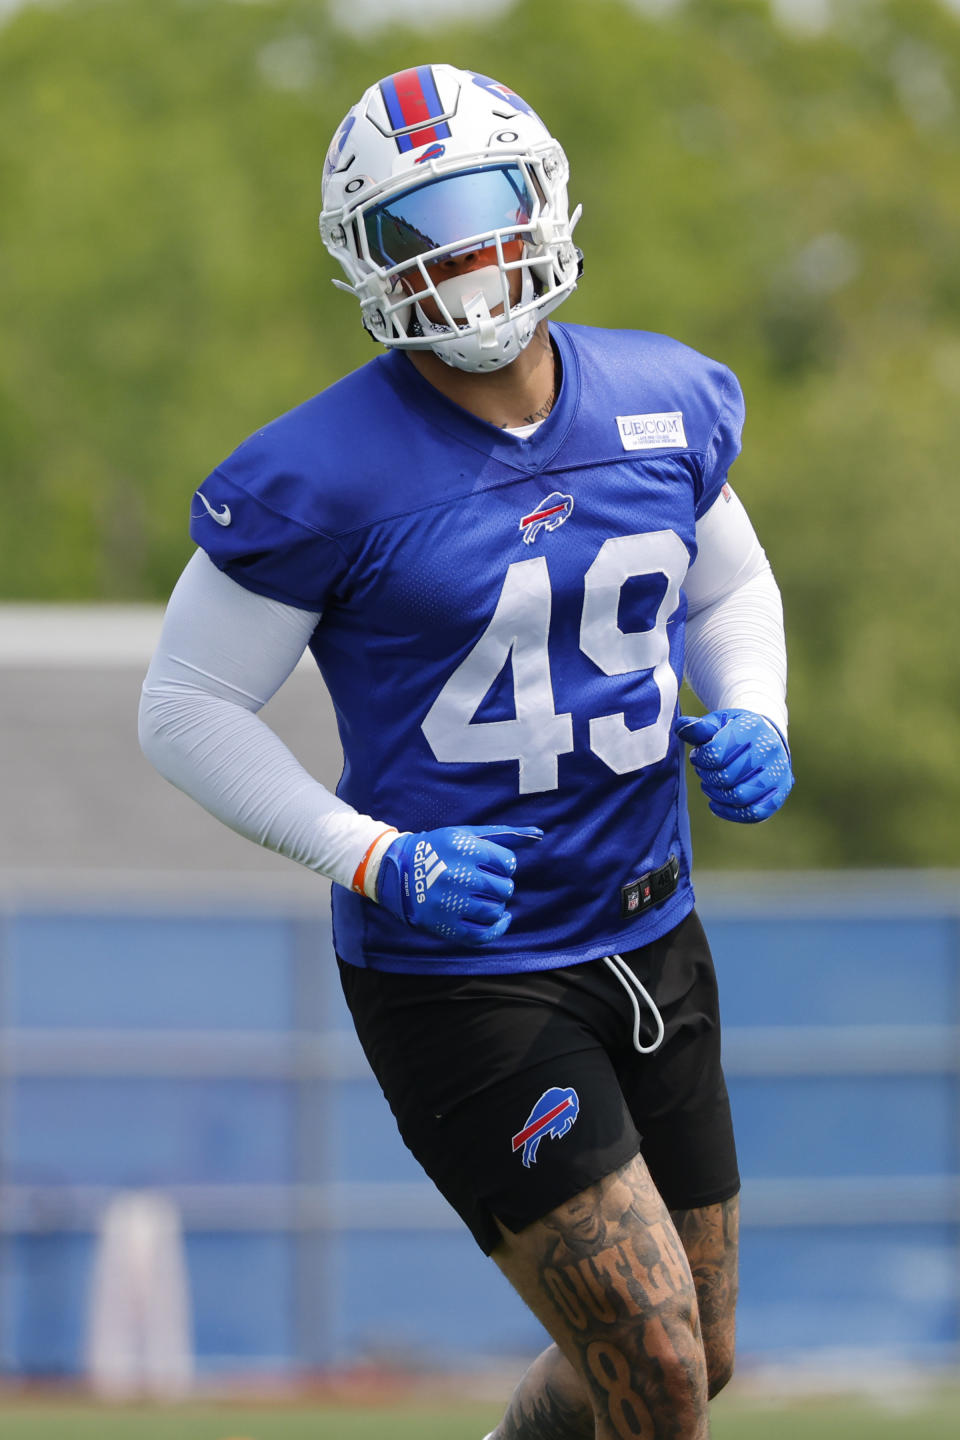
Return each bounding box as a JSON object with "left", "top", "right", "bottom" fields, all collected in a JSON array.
[{"left": 319, "top": 64, "right": 582, "bottom": 372}]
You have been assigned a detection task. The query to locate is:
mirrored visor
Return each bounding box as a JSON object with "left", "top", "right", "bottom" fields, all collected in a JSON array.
[{"left": 363, "top": 165, "right": 534, "bottom": 270}]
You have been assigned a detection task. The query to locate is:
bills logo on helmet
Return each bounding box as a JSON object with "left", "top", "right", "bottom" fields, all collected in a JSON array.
[
  {"left": 324, "top": 112, "right": 356, "bottom": 177},
  {"left": 512, "top": 1086, "right": 579, "bottom": 1168},
  {"left": 519, "top": 492, "right": 574, "bottom": 545},
  {"left": 471, "top": 72, "right": 538, "bottom": 117},
  {"left": 415, "top": 142, "right": 446, "bottom": 164}
]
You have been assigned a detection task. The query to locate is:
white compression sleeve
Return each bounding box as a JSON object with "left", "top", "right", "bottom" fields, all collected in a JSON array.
[
  {"left": 138, "top": 549, "right": 395, "bottom": 893},
  {"left": 684, "top": 488, "right": 789, "bottom": 738}
]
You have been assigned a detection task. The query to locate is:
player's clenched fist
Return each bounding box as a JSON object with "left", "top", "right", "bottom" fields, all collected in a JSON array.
[
  {"left": 376, "top": 826, "right": 543, "bottom": 945},
  {"left": 675, "top": 709, "right": 793, "bottom": 823}
]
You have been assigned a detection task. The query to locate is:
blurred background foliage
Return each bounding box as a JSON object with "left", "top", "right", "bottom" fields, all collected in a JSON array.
[{"left": 1, "top": 0, "right": 958, "bottom": 868}]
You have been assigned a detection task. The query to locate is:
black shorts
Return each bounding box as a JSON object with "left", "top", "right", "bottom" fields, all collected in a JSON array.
[{"left": 338, "top": 909, "right": 739, "bottom": 1254}]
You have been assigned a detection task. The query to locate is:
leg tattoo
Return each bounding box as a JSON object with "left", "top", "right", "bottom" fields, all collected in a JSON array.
[
  {"left": 493, "top": 1344, "right": 593, "bottom": 1439},
  {"left": 493, "top": 1154, "right": 710, "bottom": 1440},
  {"left": 671, "top": 1196, "right": 739, "bottom": 1398}
]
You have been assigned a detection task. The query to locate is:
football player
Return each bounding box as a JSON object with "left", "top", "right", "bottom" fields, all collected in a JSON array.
[{"left": 140, "top": 64, "right": 792, "bottom": 1440}]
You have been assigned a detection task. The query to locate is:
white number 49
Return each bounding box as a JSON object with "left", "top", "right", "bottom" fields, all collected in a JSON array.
[{"left": 421, "top": 530, "right": 689, "bottom": 794}]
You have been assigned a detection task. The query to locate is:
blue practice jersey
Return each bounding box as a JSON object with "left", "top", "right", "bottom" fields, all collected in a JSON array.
[{"left": 191, "top": 323, "right": 744, "bottom": 973}]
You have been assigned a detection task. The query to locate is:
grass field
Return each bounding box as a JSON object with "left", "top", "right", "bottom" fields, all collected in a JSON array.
[{"left": 0, "top": 1387, "right": 958, "bottom": 1440}]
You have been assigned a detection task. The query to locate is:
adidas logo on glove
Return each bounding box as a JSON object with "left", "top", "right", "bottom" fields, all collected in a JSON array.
[
  {"left": 413, "top": 840, "right": 448, "bottom": 904},
  {"left": 376, "top": 824, "right": 543, "bottom": 945}
]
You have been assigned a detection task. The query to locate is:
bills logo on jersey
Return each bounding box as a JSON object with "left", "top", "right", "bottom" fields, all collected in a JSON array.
[
  {"left": 519, "top": 492, "right": 574, "bottom": 545},
  {"left": 512, "top": 1086, "right": 579, "bottom": 1168}
]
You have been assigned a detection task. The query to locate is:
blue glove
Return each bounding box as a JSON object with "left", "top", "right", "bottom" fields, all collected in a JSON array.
[
  {"left": 675, "top": 709, "right": 793, "bottom": 823},
  {"left": 377, "top": 825, "right": 544, "bottom": 946}
]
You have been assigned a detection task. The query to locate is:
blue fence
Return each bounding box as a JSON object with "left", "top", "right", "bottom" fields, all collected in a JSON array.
[{"left": 1, "top": 875, "right": 958, "bottom": 1375}]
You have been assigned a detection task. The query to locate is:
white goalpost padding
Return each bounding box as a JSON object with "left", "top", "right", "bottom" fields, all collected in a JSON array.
[{"left": 85, "top": 1190, "right": 194, "bottom": 1399}]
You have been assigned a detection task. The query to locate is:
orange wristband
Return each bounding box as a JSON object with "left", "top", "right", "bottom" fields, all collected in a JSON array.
[{"left": 351, "top": 828, "right": 398, "bottom": 896}]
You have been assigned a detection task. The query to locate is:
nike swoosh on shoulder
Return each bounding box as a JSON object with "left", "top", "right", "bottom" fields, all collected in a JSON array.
[{"left": 195, "top": 491, "right": 231, "bottom": 526}]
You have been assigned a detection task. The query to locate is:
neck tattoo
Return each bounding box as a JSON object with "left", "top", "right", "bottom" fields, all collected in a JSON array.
[
  {"left": 517, "top": 387, "right": 556, "bottom": 426},
  {"left": 500, "top": 345, "right": 562, "bottom": 429}
]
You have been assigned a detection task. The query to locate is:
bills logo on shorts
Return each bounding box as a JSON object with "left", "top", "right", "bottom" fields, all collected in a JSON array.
[
  {"left": 519, "top": 492, "right": 574, "bottom": 545},
  {"left": 512, "top": 1086, "right": 580, "bottom": 1168}
]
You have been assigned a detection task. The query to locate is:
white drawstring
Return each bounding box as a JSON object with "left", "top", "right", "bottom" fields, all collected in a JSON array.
[{"left": 602, "top": 953, "right": 665, "bottom": 1055}]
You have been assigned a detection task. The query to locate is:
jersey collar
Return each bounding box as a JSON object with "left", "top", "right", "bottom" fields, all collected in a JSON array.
[{"left": 380, "top": 323, "right": 581, "bottom": 474}]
